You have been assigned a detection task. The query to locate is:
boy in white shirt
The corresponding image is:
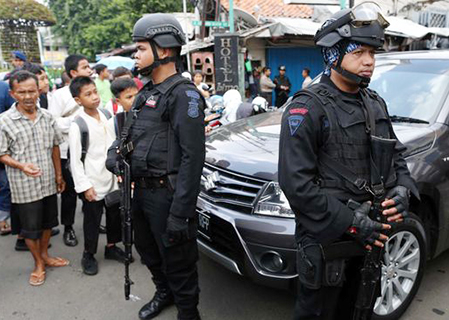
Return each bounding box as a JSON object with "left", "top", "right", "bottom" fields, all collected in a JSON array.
[
  {"left": 49, "top": 54, "right": 93, "bottom": 247},
  {"left": 68, "top": 76, "right": 125, "bottom": 276}
]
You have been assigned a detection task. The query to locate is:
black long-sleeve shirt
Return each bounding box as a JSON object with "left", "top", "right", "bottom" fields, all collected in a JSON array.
[{"left": 278, "top": 76, "right": 416, "bottom": 245}]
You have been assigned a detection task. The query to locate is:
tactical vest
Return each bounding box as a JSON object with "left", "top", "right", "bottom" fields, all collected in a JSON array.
[
  {"left": 298, "top": 83, "right": 397, "bottom": 202},
  {"left": 127, "top": 74, "right": 197, "bottom": 178}
]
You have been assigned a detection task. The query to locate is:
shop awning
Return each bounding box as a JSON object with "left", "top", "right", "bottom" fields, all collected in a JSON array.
[
  {"left": 240, "top": 17, "right": 321, "bottom": 38},
  {"left": 385, "top": 16, "right": 433, "bottom": 39}
]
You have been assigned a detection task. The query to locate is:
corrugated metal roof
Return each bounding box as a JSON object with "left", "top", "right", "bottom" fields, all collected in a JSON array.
[{"left": 221, "top": 0, "right": 313, "bottom": 18}]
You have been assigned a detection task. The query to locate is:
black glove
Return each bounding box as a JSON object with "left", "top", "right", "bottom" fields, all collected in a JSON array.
[
  {"left": 385, "top": 185, "right": 410, "bottom": 218},
  {"left": 166, "top": 215, "right": 190, "bottom": 244},
  {"left": 348, "top": 201, "right": 383, "bottom": 246}
]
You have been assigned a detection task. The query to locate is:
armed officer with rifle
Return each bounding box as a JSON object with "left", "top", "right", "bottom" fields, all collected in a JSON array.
[
  {"left": 278, "top": 3, "right": 419, "bottom": 319},
  {"left": 106, "top": 13, "right": 205, "bottom": 320}
]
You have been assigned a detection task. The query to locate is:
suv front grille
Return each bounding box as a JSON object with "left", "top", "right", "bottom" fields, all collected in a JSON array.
[{"left": 199, "top": 163, "right": 267, "bottom": 214}]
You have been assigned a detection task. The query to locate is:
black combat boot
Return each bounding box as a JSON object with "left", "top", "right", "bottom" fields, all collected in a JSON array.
[{"left": 138, "top": 288, "right": 174, "bottom": 320}]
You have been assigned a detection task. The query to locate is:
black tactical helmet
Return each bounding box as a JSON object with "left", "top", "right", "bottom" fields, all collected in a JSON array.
[
  {"left": 315, "top": 2, "right": 389, "bottom": 49},
  {"left": 132, "top": 14, "right": 186, "bottom": 76},
  {"left": 132, "top": 13, "right": 186, "bottom": 48}
]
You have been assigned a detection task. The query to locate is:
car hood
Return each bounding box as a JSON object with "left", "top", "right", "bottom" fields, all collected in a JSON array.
[{"left": 205, "top": 112, "right": 435, "bottom": 181}]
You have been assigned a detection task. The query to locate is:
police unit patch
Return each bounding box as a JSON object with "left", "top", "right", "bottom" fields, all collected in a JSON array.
[
  {"left": 145, "top": 95, "right": 157, "bottom": 108},
  {"left": 288, "top": 115, "right": 304, "bottom": 136},
  {"left": 186, "top": 90, "right": 200, "bottom": 99},
  {"left": 289, "top": 108, "right": 308, "bottom": 115},
  {"left": 187, "top": 99, "right": 200, "bottom": 118}
]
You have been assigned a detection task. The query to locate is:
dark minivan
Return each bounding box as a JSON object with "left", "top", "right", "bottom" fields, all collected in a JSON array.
[{"left": 197, "top": 50, "right": 449, "bottom": 320}]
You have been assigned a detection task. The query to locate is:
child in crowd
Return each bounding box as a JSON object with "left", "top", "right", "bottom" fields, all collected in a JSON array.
[
  {"left": 94, "top": 64, "right": 113, "bottom": 108},
  {"left": 105, "top": 78, "right": 138, "bottom": 116},
  {"left": 193, "top": 71, "right": 210, "bottom": 99},
  {"left": 49, "top": 54, "right": 94, "bottom": 248},
  {"left": 68, "top": 76, "right": 125, "bottom": 276},
  {"left": 112, "top": 66, "right": 143, "bottom": 90}
]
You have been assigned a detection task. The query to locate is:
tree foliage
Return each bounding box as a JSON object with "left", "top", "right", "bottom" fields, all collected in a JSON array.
[
  {"left": 48, "top": 0, "right": 185, "bottom": 60},
  {"left": 0, "top": 0, "right": 56, "bottom": 26}
]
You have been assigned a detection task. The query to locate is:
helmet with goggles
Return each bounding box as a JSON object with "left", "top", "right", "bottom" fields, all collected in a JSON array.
[
  {"left": 315, "top": 2, "right": 389, "bottom": 49},
  {"left": 314, "top": 2, "right": 389, "bottom": 88}
]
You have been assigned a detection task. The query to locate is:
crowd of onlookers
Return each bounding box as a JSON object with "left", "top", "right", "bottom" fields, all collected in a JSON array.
[{"left": 0, "top": 51, "right": 142, "bottom": 286}]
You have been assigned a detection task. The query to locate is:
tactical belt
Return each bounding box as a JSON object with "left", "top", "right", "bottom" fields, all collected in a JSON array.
[
  {"left": 323, "top": 240, "right": 366, "bottom": 260},
  {"left": 134, "top": 176, "right": 169, "bottom": 189}
]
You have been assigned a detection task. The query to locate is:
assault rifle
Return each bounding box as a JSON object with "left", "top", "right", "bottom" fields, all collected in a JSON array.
[
  {"left": 353, "top": 135, "right": 397, "bottom": 320},
  {"left": 119, "top": 157, "right": 134, "bottom": 300}
]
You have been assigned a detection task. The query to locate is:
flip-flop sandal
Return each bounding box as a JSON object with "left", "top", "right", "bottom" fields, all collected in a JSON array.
[
  {"left": 45, "top": 257, "right": 70, "bottom": 267},
  {"left": 0, "top": 223, "right": 11, "bottom": 236},
  {"left": 29, "top": 271, "right": 46, "bottom": 286}
]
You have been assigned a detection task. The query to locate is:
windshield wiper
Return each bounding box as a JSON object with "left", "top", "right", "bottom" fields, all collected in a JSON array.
[{"left": 389, "top": 115, "right": 429, "bottom": 124}]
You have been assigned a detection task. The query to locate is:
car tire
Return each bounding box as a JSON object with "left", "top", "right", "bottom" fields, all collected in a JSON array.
[{"left": 372, "top": 213, "right": 427, "bottom": 320}]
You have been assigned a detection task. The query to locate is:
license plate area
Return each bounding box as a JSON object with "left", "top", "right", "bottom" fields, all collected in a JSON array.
[{"left": 198, "top": 210, "right": 211, "bottom": 241}]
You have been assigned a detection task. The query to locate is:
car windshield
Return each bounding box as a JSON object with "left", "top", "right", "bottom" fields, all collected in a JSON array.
[{"left": 370, "top": 59, "right": 449, "bottom": 123}]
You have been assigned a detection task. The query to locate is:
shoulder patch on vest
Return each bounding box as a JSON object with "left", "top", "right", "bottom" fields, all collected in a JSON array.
[
  {"left": 289, "top": 107, "right": 308, "bottom": 115},
  {"left": 187, "top": 97, "right": 200, "bottom": 118},
  {"left": 186, "top": 90, "right": 200, "bottom": 99},
  {"left": 288, "top": 115, "right": 304, "bottom": 136}
]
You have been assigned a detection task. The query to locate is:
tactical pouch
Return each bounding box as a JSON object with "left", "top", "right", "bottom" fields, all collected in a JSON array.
[
  {"left": 322, "top": 258, "right": 346, "bottom": 287},
  {"left": 297, "top": 243, "right": 323, "bottom": 290},
  {"left": 104, "top": 190, "right": 121, "bottom": 208}
]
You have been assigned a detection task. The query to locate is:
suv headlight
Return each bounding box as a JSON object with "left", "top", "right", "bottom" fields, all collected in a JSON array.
[{"left": 253, "top": 181, "right": 295, "bottom": 218}]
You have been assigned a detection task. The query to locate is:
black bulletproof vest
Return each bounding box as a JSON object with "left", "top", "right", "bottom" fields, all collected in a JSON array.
[
  {"left": 128, "top": 74, "right": 192, "bottom": 178},
  {"left": 302, "top": 83, "right": 397, "bottom": 202}
]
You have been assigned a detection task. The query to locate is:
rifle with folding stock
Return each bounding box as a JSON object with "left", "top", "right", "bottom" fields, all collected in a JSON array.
[{"left": 353, "top": 94, "right": 398, "bottom": 320}]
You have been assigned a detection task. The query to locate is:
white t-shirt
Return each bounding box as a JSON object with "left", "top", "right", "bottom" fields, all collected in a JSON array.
[
  {"left": 302, "top": 76, "right": 313, "bottom": 89},
  {"left": 48, "top": 86, "right": 81, "bottom": 159},
  {"left": 69, "top": 109, "right": 118, "bottom": 200}
]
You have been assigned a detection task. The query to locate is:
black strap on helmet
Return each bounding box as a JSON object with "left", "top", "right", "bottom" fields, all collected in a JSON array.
[
  {"left": 137, "top": 41, "right": 179, "bottom": 76},
  {"left": 332, "top": 40, "right": 371, "bottom": 89}
]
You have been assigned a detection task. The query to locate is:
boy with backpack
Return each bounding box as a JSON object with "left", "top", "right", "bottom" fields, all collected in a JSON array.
[{"left": 68, "top": 76, "right": 125, "bottom": 276}]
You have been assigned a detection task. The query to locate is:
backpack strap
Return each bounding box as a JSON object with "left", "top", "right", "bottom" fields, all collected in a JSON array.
[
  {"left": 73, "top": 109, "right": 111, "bottom": 164},
  {"left": 74, "top": 116, "right": 89, "bottom": 165},
  {"left": 99, "top": 108, "right": 112, "bottom": 120}
]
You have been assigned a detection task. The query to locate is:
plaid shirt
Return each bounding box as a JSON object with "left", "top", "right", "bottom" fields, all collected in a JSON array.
[{"left": 0, "top": 104, "right": 64, "bottom": 204}]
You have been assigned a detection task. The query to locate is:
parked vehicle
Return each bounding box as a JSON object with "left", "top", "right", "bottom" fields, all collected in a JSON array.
[{"left": 197, "top": 50, "right": 449, "bottom": 320}]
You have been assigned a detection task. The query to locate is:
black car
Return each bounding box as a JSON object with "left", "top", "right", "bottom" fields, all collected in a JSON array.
[{"left": 197, "top": 50, "right": 449, "bottom": 320}]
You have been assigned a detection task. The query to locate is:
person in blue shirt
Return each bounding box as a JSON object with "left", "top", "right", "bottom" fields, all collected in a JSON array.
[
  {"left": 0, "top": 80, "right": 14, "bottom": 235},
  {"left": 0, "top": 81, "right": 15, "bottom": 113}
]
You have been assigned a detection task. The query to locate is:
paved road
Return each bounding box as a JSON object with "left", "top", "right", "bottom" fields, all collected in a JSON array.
[{"left": 0, "top": 202, "right": 448, "bottom": 320}]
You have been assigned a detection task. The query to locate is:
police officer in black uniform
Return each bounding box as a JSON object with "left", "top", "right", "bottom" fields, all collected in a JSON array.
[
  {"left": 108, "top": 14, "right": 204, "bottom": 320},
  {"left": 278, "top": 3, "right": 418, "bottom": 319},
  {"left": 274, "top": 65, "right": 291, "bottom": 108}
]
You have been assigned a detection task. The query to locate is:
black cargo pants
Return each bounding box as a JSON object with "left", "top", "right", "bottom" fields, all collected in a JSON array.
[
  {"left": 133, "top": 185, "right": 200, "bottom": 320},
  {"left": 295, "top": 236, "right": 366, "bottom": 320}
]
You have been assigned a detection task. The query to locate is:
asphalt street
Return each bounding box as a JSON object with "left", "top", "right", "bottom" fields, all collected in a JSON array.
[{"left": 1, "top": 200, "right": 449, "bottom": 320}]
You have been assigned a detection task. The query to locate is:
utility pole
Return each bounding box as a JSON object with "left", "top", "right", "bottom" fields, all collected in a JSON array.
[
  {"left": 182, "top": 0, "right": 191, "bottom": 71},
  {"left": 229, "top": 0, "right": 235, "bottom": 33}
]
